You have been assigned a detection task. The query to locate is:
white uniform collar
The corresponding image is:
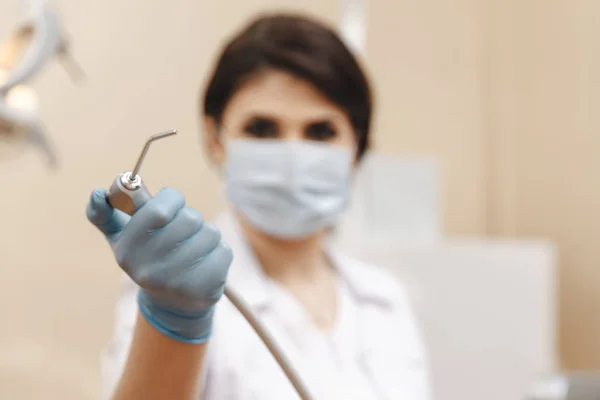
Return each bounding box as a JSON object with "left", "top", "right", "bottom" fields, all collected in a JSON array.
[{"left": 213, "top": 212, "right": 396, "bottom": 311}]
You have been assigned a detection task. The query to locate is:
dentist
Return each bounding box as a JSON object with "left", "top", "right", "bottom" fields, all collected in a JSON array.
[{"left": 88, "top": 12, "right": 432, "bottom": 400}]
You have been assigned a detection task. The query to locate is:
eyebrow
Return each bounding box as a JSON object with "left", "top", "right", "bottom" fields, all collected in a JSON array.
[
  {"left": 240, "top": 113, "right": 343, "bottom": 125},
  {"left": 302, "top": 117, "right": 341, "bottom": 129},
  {"left": 241, "top": 113, "right": 278, "bottom": 123},
  {"left": 304, "top": 119, "right": 334, "bottom": 126},
  {"left": 238, "top": 116, "right": 277, "bottom": 132}
]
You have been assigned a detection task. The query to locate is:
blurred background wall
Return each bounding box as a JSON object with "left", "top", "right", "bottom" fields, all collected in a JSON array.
[
  {"left": 484, "top": 0, "right": 600, "bottom": 369},
  {"left": 0, "top": 0, "right": 597, "bottom": 397},
  {"left": 369, "top": 0, "right": 600, "bottom": 370}
]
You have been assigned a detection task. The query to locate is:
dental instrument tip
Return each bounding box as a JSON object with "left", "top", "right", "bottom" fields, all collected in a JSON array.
[{"left": 129, "top": 129, "right": 178, "bottom": 181}]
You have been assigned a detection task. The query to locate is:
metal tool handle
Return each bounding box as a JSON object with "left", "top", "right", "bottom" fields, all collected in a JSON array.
[{"left": 106, "top": 171, "right": 153, "bottom": 215}]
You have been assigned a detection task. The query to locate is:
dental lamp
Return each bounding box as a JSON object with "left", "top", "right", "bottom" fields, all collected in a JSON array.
[{"left": 0, "top": 3, "right": 82, "bottom": 168}]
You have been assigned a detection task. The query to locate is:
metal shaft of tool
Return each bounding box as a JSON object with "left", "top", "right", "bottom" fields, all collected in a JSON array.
[{"left": 129, "top": 129, "right": 177, "bottom": 181}]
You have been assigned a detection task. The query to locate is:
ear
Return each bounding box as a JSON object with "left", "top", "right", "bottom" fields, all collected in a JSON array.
[{"left": 202, "top": 115, "right": 225, "bottom": 167}]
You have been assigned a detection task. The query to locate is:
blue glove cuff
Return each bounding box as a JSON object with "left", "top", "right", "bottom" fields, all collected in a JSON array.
[{"left": 137, "top": 290, "right": 215, "bottom": 344}]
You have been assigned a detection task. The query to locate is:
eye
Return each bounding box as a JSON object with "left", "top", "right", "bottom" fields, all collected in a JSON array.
[
  {"left": 305, "top": 121, "right": 337, "bottom": 141},
  {"left": 243, "top": 117, "right": 279, "bottom": 139}
]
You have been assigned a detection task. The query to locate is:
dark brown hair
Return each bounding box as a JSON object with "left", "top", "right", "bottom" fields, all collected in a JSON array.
[{"left": 202, "top": 13, "right": 373, "bottom": 160}]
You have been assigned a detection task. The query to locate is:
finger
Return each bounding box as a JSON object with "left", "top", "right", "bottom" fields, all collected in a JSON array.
[
  {"left": 86, "top": 188, "right": 130, "bottom": 238},
  {"left": 127, "top": 188, "right": 186, "bottom": 233},
  {"left": 137, "top": 223, "right": 223, "bottom": 291},
  {"left": 162, "top": 221, "right": 222, "bottom": 263},
  {"left": 188, "top": 242, "right": 233, "bottom": 302},
  {"left": 151, "top": 206, "right": 205, "bottom": 253}
]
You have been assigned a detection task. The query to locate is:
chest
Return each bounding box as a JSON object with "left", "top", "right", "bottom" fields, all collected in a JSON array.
[{"left": 204, "top": 300, "right": 425, "bottom": 400}]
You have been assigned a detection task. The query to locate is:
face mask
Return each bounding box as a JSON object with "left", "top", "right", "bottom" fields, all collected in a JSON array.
[{"left": 224, "top": 139, "right": 354, "bottom": 239}]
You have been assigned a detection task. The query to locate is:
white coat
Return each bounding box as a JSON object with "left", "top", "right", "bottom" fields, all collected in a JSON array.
[{"left": 101, "top": 212, "right": 432, "bottom": 400}]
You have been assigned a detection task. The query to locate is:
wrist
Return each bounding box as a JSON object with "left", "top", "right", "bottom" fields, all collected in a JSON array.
[{"left": 137, "top": 290, "right": 215, "bottom": 344}]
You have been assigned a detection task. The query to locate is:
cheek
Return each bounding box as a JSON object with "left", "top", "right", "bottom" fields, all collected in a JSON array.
[
  {"left": 211, "top": 125, "right": 244, "bottom": 164},
  {"left": 336, "top": 127, "right": 360, "bottom": 158},
  {"left": 338, "top": 133, "right": 355, "bottom": 147},
  {"left": 221, "top": 128, "right": 245, "bottom": 140}
]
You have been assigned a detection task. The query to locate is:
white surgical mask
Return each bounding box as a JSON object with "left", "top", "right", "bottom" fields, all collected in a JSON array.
[{"left": 224, "top": 139, "right": 353, "bottom": 239}]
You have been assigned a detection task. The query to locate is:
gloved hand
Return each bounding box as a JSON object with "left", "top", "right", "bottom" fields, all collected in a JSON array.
[{"left": 86, "top": 187, "right": 233, "bottom": 344}]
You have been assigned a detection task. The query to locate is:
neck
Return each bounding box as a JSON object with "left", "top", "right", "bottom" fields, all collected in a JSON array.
[{"left": 238, "top": 215, "right": 330, "bottom": 283}]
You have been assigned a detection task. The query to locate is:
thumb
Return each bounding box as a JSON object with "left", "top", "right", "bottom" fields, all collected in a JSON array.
[{"left": 86, "top": 188, "right": 129, "bottom": 239}]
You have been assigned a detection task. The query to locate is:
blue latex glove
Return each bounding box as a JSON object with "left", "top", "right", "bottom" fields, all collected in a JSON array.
[{"left": 86, "top": 187, "right": 233, "bottom": 344}]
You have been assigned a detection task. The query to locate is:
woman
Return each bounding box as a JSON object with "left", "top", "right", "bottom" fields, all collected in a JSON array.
[{"left": 87, "top": 13, "right": 431, "bottom": 400}]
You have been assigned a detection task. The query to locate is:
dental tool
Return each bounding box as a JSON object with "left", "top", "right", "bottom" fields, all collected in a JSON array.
[
  {"left": 105, "top": 129, "right": 314, "bottom": 400},
  {"left": 106, "top": 129, "right": 176, "bottom": 215}
]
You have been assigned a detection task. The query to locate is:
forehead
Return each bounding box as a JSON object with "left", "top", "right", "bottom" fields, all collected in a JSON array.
[{"left": 221, "top": 69, "right": 347, "bottom": 122}]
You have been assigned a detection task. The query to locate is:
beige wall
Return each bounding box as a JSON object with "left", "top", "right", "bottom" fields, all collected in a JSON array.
[
  {"left": 487, "top": 0, "right": 600, "bottom": 369},
  {"left": 370, "top": 0, "right": 600, "bottom": 369},
  {"left": 366, "top": 0, "right": 488, "bottom": 236},
  {"left": 0, "top": 0, "right": 599, "bottom": 397}
]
